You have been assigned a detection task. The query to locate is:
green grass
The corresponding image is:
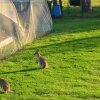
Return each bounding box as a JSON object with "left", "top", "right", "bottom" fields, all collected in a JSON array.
[
  {"left": 0, "top": 16, "right": 100, "bottom": 99},
  {"left": 63, "top": 0, "right": 100, "bottom": 17}
]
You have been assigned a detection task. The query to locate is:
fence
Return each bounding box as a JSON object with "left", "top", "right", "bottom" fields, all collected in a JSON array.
[{"left": 54, "top": 0, "right": 100, "bottom": 18}]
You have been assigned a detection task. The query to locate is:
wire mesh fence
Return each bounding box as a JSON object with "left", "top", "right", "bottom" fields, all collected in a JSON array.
[{"left": 55, "top": 0, "right": 100, "bottom": 18}]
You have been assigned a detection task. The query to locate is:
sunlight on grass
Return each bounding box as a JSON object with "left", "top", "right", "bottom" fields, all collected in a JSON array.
[{"left": 0, "top": 3, "right": 100, "bottom": 100}]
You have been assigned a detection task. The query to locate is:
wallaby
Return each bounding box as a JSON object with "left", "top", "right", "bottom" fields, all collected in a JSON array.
[
  {"left": 0, "top": 78, "right": 12, "bottom": 93},
  {"left": 34, "top": 49, "right": 48, "bottom": 69}
]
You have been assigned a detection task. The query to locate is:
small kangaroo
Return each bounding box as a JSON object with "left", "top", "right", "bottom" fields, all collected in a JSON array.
[
  {"left": 34, "top": 49, "right": 48, "bottom": 69},
  {"left": 0, "top": 78, "right": 12, "bottom": 93}
]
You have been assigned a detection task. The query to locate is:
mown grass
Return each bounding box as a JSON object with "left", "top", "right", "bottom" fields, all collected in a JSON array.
[
  {"left": 63, "top": 0, "right": 100, "bottom": 17},
  {"left": 0, "top": 10, "right": 100, "bottom": 100}
]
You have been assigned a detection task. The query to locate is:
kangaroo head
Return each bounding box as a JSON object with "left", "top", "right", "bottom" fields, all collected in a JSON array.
[{"left": 34, "top": 49, "right": 39, "bottom": 55}]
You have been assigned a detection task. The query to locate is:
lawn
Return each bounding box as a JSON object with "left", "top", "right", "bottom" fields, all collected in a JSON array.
[{"left": 0, "top": 8, "right": 100, "bottom": 100}]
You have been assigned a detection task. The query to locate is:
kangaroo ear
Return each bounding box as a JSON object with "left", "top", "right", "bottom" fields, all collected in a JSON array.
[
  {"left": 36, "top": 49, "right": 39, "bottom": 52},
  {"left": 34, "top": 49, "right": 39, "bottom": 55}
]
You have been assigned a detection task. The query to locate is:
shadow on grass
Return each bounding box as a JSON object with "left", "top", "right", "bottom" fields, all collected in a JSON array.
[
  {"left": 53, "top": 19, "right": 100, "bottom": 35},
  {"left": 0, "top": 68, "right": 41, "bottom": 75},
  {"left": 0, "top": 91, "right": 4, "bottom": 94},
  {"left": 25, "top": 35, "right": 100, "bottom": 54},
  {"left": 7, "top": 35, "right": 100, "bottom": 63},
  {"left": 52, "top": 7, "right": 100, "bottom": 35}
]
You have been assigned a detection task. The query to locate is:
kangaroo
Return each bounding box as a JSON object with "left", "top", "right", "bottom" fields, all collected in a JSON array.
[
  {"left": 0, "top": 78, "right": 12, "bottom": 93},
  {"left": 34, "top": 49, "right": 48, "bottom": 69}
]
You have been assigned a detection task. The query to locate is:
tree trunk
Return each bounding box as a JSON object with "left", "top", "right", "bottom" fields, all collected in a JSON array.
[{"left": 81, "top": 0, "right": 92, "bottom": 12}]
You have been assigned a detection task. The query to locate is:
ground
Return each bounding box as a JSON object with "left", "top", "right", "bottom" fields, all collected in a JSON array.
[{"left": 0, "top": 5, "right": 100, "bottom": 100}]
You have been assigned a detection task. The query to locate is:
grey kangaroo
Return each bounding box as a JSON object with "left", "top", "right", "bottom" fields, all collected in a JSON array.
[{"left": 34, "top": 49, "right": 48, "bottom": 69}]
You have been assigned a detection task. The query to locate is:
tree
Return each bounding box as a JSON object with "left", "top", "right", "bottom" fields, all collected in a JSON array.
[{"left": 81, "top": 0, "right": 92, "bottom": 12}]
